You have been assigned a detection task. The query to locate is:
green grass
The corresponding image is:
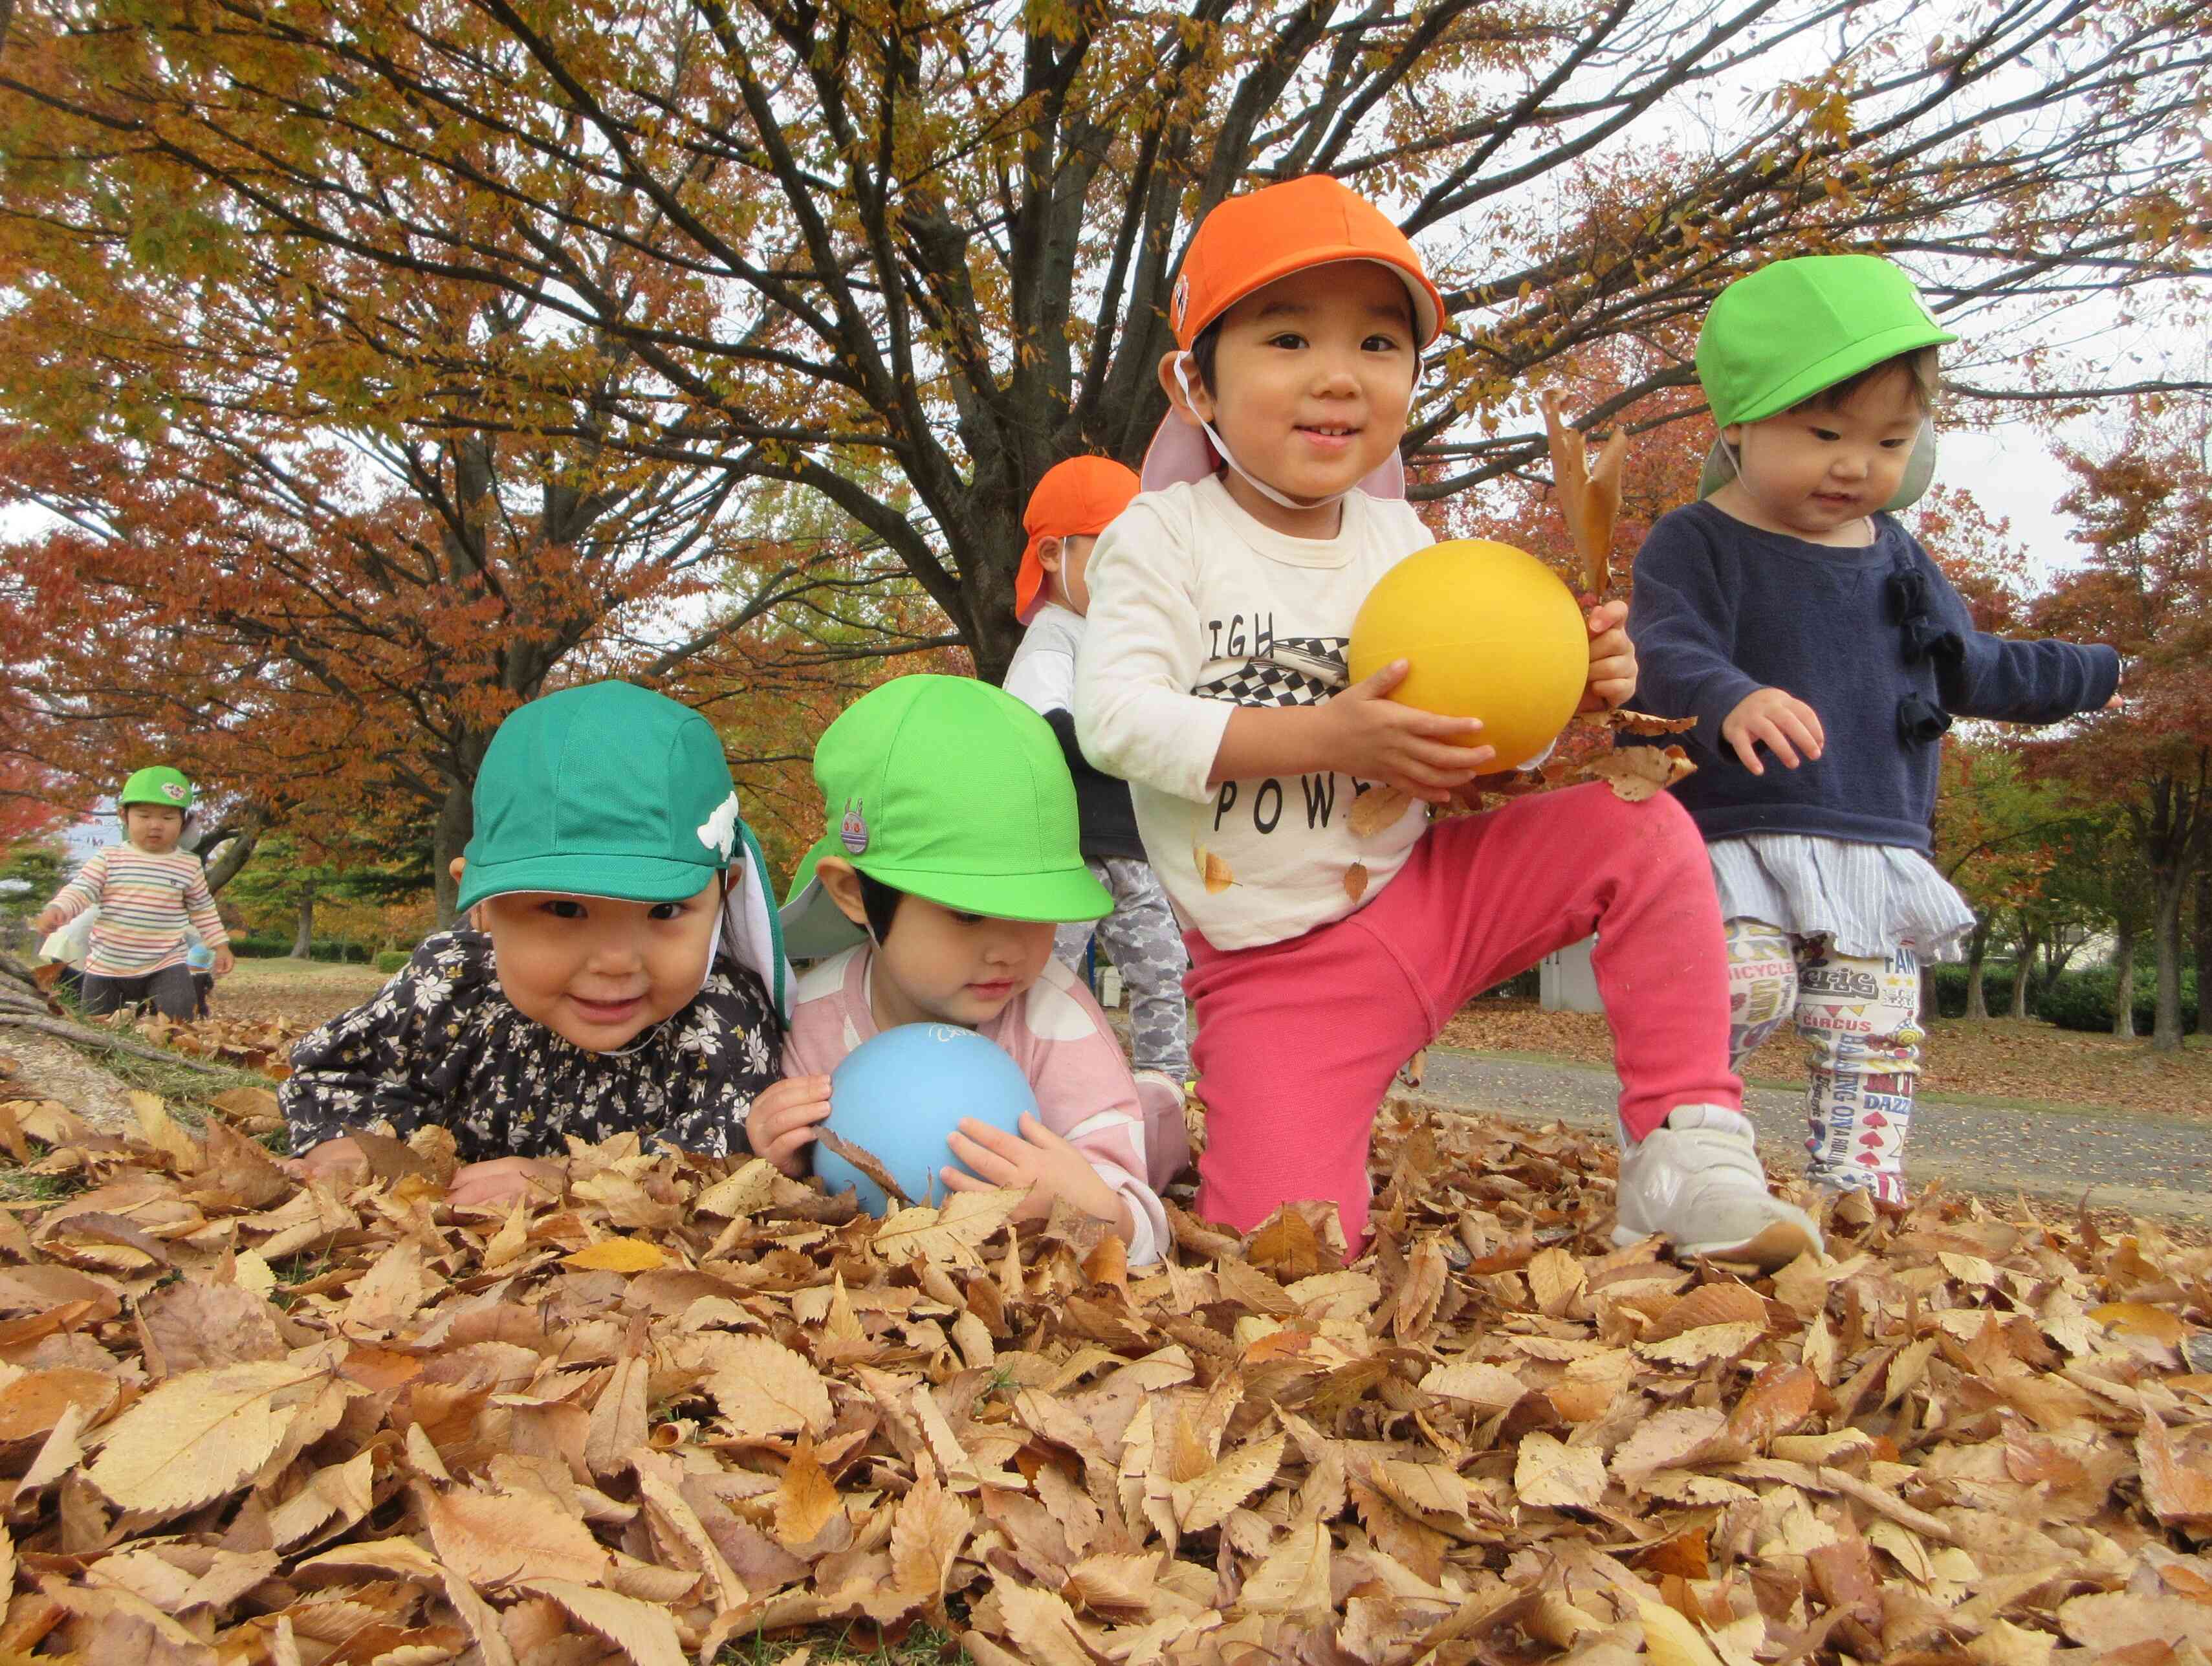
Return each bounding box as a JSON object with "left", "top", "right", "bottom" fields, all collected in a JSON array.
[
  {"left": 717, "top": 1622, "right": 966, "bottom": 1665},
  {"left": 0, "top": 1166, "right": 82, "bottom": 1205},
  {"left": 97, "top": 1045, "right": 272, "bottom": 1112}
]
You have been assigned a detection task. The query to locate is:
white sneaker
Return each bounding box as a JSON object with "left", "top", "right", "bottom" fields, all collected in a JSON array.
[
  {"left": 1613, "top": 1106, "right": 1823, "bottom": 1270},
  {"left": 1135, "top": 1071, "right": 1192, "bottom": 1189}
]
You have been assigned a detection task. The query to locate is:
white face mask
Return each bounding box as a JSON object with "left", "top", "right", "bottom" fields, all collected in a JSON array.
[{"left": 1173, "top": 352, "right": 1361, "bottom": 512}]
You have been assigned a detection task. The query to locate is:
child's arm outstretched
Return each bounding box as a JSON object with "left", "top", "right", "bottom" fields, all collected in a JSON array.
[
  {"left": 30, "top": 849, "right": 107, "bottom": 938},
  {"left": 1630, "top": 529, "right": 1826, "bottom": 775},
  {"left": 1916, "top": 554, "right": 2121, "bottom": 723}
]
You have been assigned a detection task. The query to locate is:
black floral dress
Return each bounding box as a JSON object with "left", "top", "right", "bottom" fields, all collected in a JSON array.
[{"left": 280, "top": 930, "right": 780, "bottom": 1161}]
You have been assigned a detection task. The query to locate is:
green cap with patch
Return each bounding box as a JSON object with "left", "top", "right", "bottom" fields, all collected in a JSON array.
[
  {"left": 458, "top": 681, "right": 744, "bottom": 912},
  {"left": 1695, "top": 253, "right": 1954, "bottom": 510},
  {"left": 780, "top": 675, "right": 1111, "bottom": 959},
  {"left": 119, "top": 765, "right": 193, "bottom": 812}
]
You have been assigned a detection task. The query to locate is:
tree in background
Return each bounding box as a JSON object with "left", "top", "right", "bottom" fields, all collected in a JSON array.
[
  {"left": 1933, "top": 741, "right": 2074, "bottom": 1020},
  {"left": 4, "top": 0, "right": 2205, "bottom": 690},
  {"left": 2028, "top": 409, "right": 2212, "bottom": 1051}
]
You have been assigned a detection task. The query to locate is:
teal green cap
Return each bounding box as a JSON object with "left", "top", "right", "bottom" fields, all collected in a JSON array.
[
  {"left": 119, "top": 765, "right": 193, "bottom": 812},
  {"left": 780, "top": 675, "right": 1111, "bottom": 959},
  {"left": 457, "top": 681, "right": 743, "bottom": 914},
  {"left": 1696, "top": 254, "right": 1955, "bottom": 430}
]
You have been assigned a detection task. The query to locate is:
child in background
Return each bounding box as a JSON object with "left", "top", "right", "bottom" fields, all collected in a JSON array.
[
  {"left": 1077, "top": 175, "right": 1821, "bottom": 1267},
  {"left": 1003, "top": 455, "right": 1193, "bottom": 1181},
  {"left": 1628, "top": 255, "right": 2120, "bottom": 1206},
  {"left": 32, "top": 767, "right": 232, "bottom": 1020},
  {"left": 751, "top": 675, "right": 1170, "bottom": 1264},
  {"left": 281, "top": 681, "right": 790, "bottom": 1209},
  {"left": 184, "top": 929, "right": 216, "bottom": 1018}
]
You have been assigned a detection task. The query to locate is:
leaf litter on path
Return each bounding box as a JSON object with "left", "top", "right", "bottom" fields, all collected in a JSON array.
[{"left": 0, "top": 1074, "right": 2206, "bottom": 1665}]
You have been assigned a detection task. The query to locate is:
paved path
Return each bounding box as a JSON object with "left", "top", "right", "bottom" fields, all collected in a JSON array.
[{"left": 1414, "top": 1046, "right": 2212, "bottom": 1224}]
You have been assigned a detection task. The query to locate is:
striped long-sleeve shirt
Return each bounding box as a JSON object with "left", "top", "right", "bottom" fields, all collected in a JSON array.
[{"left": 43, "top": 846, "right": 228, "bottom": 978}]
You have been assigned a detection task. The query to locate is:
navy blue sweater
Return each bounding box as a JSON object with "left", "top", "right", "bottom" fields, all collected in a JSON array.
[{"left": 1628, "top": 502, "right": 2119, "bottom": 853}]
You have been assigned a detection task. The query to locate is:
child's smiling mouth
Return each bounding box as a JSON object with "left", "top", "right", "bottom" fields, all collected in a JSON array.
[{"left": 571, "top": 992, "right": 646, "bottom": 1023}]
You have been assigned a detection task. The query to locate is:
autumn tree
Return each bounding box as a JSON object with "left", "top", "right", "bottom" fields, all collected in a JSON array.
[{"left": 2027, "top": 409, "right": 2212, "bottom": 1052}]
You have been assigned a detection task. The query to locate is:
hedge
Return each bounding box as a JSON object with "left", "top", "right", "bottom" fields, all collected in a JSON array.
[
  {"left": 230, "top": 934, "right": 376, "bottom": 963},
  {"left": 2035, "top": 967, "right": 2200, "bottom": 1036}
]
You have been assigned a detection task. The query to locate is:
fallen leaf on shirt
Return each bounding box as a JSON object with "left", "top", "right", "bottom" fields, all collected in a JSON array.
[
  {"left": 1342, "top": 862, "right": 1368, "bottom": 903},
  {"left": 1192, "top": 842, "right": 1236, "bottom": 893},
  {"left": 1584, "top": 743, "right": 1696, "bottom": 802},
  {"left": 1347, "top": 784, "right": 1413, "bottom": 837}
]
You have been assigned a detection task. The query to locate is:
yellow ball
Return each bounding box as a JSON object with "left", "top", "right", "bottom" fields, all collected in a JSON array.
[{"left": 1347, "top": 539, "right": 1587, "bottom": 767}]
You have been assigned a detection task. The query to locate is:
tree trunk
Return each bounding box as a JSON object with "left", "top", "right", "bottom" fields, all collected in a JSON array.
[
  {"left": 2151, "top": 865, "right": 2187, "bottom": 1053},
  {"left": 433, "top": 776, "right": 472, "bottom": 928},
  {"left": 2196, "top": 868, "right": 2211, "bottom": 1039},
  {"left": 289, "top": 886, "right": 317, "bottom": 959},
  {"left": 2009, "top": 927, "right": 2038, "bottom": 1019},
  {"left": 2111, "top": 917, "right": 2137, "bottom": 1039},
  {"left": 1920, "top": 959, "right": 1941, "bottom": 1024},
  {"left": 1964, "top": 920, "right": 1991, "bottom": 1021},
  {"left": 194, "top": 804, "right": 268, "bottom": 893}
]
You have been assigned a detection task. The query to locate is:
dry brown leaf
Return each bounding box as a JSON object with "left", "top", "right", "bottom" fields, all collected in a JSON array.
[
  {"left": 1541, "top": 388, "right": 1628, "bottom": 595},
  {"left": 424, "top": 1483, "right": 610, "bottom": 1589},
  {"left": 562, "top": 1236, "right": 672, "bottom": 1273},
  {"left": 85, "top": 1356, "right": 339, "bottom": 1513},
  {"left": 1342, "top": 862, "right": 1369, "bottom": 904},
  {"left": 1514, "top": 1432, "right": 1607, "bottom": 1510},
  {"left": 2088, "top": 1300, "right": 2185, "bottom": 1346},
  {"left": 1639, "top": 1599, "right": 1728, "bottom": 1666},
  {"left": 775, "top": 1434, "right": 842, "bottom": 1547},
  {"left": 1584, "top": 743, "right": 1696, "bottom": 802},
  {"left": 1192, "top": 842, "right": 1236, "bottom": 893},
  {"left": 697, "top": 1333, "right": 833, "bottom": 1438},
  {"left": 1240, "top": 1520, "right": 1335, "bottom": 1617},
  {"left": 1601, "top": 708, "right": 1698, "bottom": 736},
  {"left": 1174, "top": 1430, "right": 1285, "bottom": 1534},
  {"left": 2138, "top": 1410, "right": 2212, "bottom": 1526},
  {"left": 521, "top": 1578, "right": 689, "bottom": 1666},
  {"left": 1347, "top": 785, "right": 1414, "bottom": 838},
  {"left": 2057, "top": 1591, "right": 2212, "bottom": 1651},
  {"left": 890, "top": 1467, "right": 973, "bottom": 1599}
]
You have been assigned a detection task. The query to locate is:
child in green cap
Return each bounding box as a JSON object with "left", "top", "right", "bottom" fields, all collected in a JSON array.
[
  {"left": 281, "top": 681, "right": 791, "bottom": 1209},
  {"left": 1630, "top": 253, "right": 2123, "bottom": 1207},
  {"left": 32, "top": 765, "right": 232, "bottom": 1020},
  {"left": 752, "top": 675, "right": 1170, "bottom": 1264}
]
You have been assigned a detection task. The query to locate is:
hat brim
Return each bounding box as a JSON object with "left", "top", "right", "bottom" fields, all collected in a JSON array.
[
  {"left": 1721, "top": 319, "right": 1957, "bottom": 429},
  {"left": 1184, "top": 254, "right": 1442, "bottom": 351},
  {"left": 778, "top": 829, "right": 1112, "bottom": 961},
  {"left": 1141, "top": 413, "right": 1407, "bottom": 499},
  {"left": 1698, "top": 419, "right": 1938, "bottom": 512},
  {"left": 457, "top": 852, "right": 723, "bottom": 915}
]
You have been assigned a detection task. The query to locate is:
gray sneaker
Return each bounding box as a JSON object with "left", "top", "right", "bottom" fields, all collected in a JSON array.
[{"left": 1613, "top": 1106, "right": 1823, "bottom": 1270}]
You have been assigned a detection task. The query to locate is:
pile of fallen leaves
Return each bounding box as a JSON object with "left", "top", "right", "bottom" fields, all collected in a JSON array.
[
  {"left": 0, "top": 1090, "right": 2207, "bottom": 1666},
  {"left": 125, "top": 1013, "right": 308, "bottom": 1079}
]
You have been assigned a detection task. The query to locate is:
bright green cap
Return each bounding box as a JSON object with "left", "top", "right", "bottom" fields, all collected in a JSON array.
[
  {"left": 457, "top": 681, "right": 744, "bottom": 914},
  {"left": 1696, "top": 254, "right": 1955, "bottom": 430},
  {"left": 780, "top": 675, "right": 1111, "bottom": 959},
  {"left": 119, "top": 766, "right": 193, "bottom": 812}
]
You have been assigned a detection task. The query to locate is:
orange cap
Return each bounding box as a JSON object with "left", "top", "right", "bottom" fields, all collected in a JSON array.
[
  {"left": 1014, "top": 456, "right": 1141, "bottom": 622},
  {"left": 1166, "top": 175, "right": 1444, "bottom": 351}
]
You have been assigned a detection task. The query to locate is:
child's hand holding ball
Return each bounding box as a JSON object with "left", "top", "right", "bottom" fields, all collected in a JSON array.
[{"left": 747, "top": 1075, "right": 833, "bottom": 1177}]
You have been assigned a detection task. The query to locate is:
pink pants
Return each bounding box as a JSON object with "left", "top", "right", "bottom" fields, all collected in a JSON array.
[{"left": 1185, "top": 783, "right": 1739, "bottom": 1243}]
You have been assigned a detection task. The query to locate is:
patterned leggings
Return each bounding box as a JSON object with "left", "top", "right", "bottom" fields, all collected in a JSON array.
[
  {"left": 1725, "top": 918, "right": 1922, "bottom": 1204},
  {"left": 1053, "top": 857, "right": 1192, "bottom": 1082}
]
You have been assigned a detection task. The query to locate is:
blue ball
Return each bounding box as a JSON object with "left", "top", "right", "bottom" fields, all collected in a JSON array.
[{"left": 816, "top": 1023, "right": 1038, "bottom": 1216}]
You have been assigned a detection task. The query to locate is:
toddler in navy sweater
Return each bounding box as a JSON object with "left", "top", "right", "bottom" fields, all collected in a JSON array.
[{"left": 1629, "top": 255, "right": 2120, "bottom": 1207}]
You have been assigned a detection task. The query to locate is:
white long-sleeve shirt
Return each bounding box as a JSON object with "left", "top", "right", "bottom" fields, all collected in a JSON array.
[{"left": 1075, "top": 477, "right": 1432, "bottom": 950}]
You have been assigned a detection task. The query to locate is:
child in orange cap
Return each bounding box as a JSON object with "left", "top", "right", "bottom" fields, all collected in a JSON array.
[
  {"left": 1004, "top": 456, "right": 1192, "bottom": 1187},
  {"left": 1076, "top": 174, "right": 1820, "bottom": 1267}
]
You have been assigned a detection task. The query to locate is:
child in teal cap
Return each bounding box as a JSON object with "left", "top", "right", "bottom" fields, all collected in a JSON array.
[
  {"left": 281, "top": 681, "right": 791, "bottom": 1209},
  {"left": 1629, "top": 254, "right": 2122, "bottom": 1207},
  {"left": 752, "top": 675, "right": 1172, "bottom": 1263},
  {"left": 32, "top": 765, "right": 232, "bottom": 1020}
]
